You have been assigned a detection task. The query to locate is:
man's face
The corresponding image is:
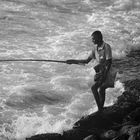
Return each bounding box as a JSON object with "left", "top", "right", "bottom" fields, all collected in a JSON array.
[{"left": 92, "top": 35, "right": 100, "bottom": 44}]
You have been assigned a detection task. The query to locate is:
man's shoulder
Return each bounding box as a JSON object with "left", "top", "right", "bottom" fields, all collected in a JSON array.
[
  {"left": 104, "top": 42, "right": 111, "bottom": 50},
  {"left": 104, "top": 42, "right": 112, "bottom": 59}
]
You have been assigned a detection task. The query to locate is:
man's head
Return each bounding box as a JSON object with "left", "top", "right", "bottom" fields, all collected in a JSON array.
[{"left": 91, "top": 30, "right": 103, "bottom": 45}]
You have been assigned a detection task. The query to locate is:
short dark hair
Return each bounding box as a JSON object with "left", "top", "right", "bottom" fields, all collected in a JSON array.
[{"left": 91, "top": 30, "right": 103, "bottom": 40}]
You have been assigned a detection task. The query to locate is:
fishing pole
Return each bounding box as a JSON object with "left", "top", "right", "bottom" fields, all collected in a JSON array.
[
  {"left": 0, "top": 59, "right": 85, "bottom": 65},
  {"left": 0, "top": 59, "right": 66, "bottom": 63}
]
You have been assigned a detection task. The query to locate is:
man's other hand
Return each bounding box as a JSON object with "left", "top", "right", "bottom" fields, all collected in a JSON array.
[{"left": 66, "top": 59, "right": 77, "bottom": 64}]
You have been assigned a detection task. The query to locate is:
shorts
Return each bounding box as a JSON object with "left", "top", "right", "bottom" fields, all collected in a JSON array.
[{"left": 102, "top": 66, "right": 117, "bottom": 88}]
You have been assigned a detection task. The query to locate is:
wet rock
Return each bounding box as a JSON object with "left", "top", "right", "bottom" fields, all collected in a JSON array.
[
  {"left": 83, "top": 134, "right": 99, "bottom": 140},
  {"left": 63, "top": 128, "right": 95, "bottom": 140},
  {"left": 74, "top": 111, "right": 114, "bottom": 130},
  {"left": 128, "top": 124, "right": 140, "bottom": 139},
  {"left": 101, "top": 130, "right": 118, "bottom": 139},
  {"left": 124, "top": 79, "right": 140, "bottom": 91},
  {"left": 128, "top": 135, "right": 136, "bottom": 140},
  {"left": 123, "top": 107, "right": 140, "bottom": 123},
  {"left": 26, "top": 133, "right": 63, "bottom": 140},
  {"left": 120, "top": 125, "right": 134, "bottom": 135},
  {"left": 116, "top": 124, "right": 140, "bottom": 140},
  {"left": 113, "top": 134, "right": 128, "bottom": 140}
]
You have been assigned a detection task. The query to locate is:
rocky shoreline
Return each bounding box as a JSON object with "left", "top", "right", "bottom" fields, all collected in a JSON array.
[{"left": 26, "top": 79, "right": 140, "bottom": 140}]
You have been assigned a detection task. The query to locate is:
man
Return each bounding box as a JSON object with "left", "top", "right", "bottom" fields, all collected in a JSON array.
[{"left": 66, "top": 30, "right": 116, "bottom": 112}]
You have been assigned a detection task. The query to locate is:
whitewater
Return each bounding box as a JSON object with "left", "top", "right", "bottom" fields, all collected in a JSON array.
[{"left": 0, "top": 0, "right": 140, "bottom": 139}]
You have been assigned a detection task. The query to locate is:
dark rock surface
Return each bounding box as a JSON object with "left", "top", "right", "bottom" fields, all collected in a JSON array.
[
  {"left": 26, "top": 79, "right": 140, "bottom": 140},
  {"left": 26, "top": 133, "right": 63, "bottom": 140}
]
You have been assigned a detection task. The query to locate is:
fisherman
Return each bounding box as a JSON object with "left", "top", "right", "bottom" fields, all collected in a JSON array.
[{"left": 66, "top": 30, "right": 116, "bottom": 112}]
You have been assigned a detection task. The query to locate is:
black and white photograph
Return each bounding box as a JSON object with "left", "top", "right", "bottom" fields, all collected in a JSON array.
[{"left": 0, "top": 0, "right": 140, "bottom": 140}]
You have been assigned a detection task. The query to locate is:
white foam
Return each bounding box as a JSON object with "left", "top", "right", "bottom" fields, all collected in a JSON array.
[
  {"left": 110, "top": 0, "right": 140, "bottom": 11},
  {"left": 105, "top": 80, "right": 125, "bottom": 105},
  {"left": 0, "top": 1, "right": 26, "bottom": 12},
  {"left": 0, "top": 111, "right": 74, "bottom": 140}
]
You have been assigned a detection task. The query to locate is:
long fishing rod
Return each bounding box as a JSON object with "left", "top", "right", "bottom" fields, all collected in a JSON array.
[
  {"left": 0, "top": 59, "right": 85, "bottom": 65},
  {"left": 0, "top": 59, "right": 67, "bottom": 63}
]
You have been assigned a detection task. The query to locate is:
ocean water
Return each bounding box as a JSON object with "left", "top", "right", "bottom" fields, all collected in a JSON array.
[{"left": 0, "top": 0, "right": 140, "bottom": 139}]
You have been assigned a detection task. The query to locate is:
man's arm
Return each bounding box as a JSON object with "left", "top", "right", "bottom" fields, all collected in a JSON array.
[
  {"left": 66, "top": 56, "right": 92, "bottom": 64},
  {"left": 102, "top": 44, "right": 112, "bottom": 81},
  {"left": 66, "top": 49, "right": 95, "bottom": 65},
  {"left": 103, "top": 59, "right": 112, "bottom": 80}
]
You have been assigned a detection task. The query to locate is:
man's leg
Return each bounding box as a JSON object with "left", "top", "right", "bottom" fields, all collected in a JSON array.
[
  {"left": 91, "top": 83, "right": 101, "bottom": 111},
  {"left": 99, "top": 86, "right": 106, "bottom": 110}
]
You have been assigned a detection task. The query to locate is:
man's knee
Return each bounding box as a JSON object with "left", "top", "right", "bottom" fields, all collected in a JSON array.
[
  {"left": 99, "top": 85, "right": 106, "bottom": 93},
  {"left": 99, "top": 87, "right": 105, "bottom": 92}
]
